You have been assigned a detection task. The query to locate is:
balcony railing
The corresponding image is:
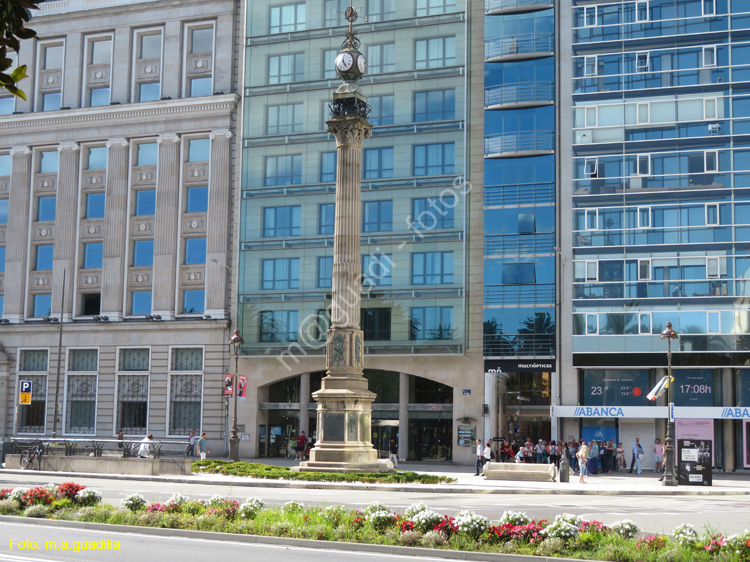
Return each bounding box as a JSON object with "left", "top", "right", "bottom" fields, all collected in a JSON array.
[
  {"left": 484, "top": 284, "right": 555, "bottom": 306},
  {"left": 485, "top": 81, "right": 554, "bottom": 109},
  {"left": 485, "top": 33, "right": 554, "bottom": 61},
  {"left": 485, "top": 232, "right": 555, "bottom": 255},
  {"left": 36, "top": 0, "right": 157, "bottom": 16},
  {"left": 485, "top": 130, "right": 555, "bottom": 157},
  {"left": 485, "top": 182, "right": 555, "bottom": 207},
  {"left": 485, "top": 0, "right": 554, "bottom": 14}
]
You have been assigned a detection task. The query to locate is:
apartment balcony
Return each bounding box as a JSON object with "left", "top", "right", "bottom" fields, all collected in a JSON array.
[
  {"left": 484, "top": 232, "right": 555, "bottom": 256},
  {"left": 485, "top": 0, "right": 553, "bottom": 15},
  {"left": 485, "top": 33, "right": 554, "bottom": 62},
  {"left": 485, "top": 130, "right": 554, "bottom": 158},
  {"left": 485, "top": 81, "right": 554, "bottom": 110},
  {"left": 484, "top": 283, "right": 555, "bottom": 306}
]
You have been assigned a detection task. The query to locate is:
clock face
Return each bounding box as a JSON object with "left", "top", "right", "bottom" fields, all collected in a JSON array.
[
  {"left": 336, "top": 52, "right": 354, "bottom": 72},
  {"left": 357, "top": 54, "right": 366, "bottom": 74}
]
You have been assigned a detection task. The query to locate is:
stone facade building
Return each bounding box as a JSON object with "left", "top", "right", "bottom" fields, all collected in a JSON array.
[{"left": 0, "top": 0, "right": 240, "bottom": 450}]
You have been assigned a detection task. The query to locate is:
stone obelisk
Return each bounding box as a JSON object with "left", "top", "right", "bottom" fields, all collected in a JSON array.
[{"left": 296, "top": 4, "right": 389, "bottom": 472}]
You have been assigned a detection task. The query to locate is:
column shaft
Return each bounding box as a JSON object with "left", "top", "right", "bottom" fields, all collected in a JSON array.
[
  {"left": 399, "top": 373, "right": 409, "bottom": 461},
  {"left": 100, "top": 138, "right": 129, "bottom": 319},
  {"left": 152, "top": 134, "right": 181, "bottom": 319},
  {"left": 205, "top": 130, "right": 232, "bottom": 318},
  {"left": 299, "top": 372, "right": 311, "bottom": 436},
  {"left": 722, "top": 367, "right": 735, "bottom": 471},
  {"left": 3, "top": 147, "right": 32, "bottom": 321},
  {"left": 53, "top": 142, "right": 80, "bottom": 319}
]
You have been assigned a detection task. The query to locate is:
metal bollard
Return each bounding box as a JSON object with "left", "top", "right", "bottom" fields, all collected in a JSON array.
[{"left": 559, "top": 456, "right": 570, "bottom": 483}]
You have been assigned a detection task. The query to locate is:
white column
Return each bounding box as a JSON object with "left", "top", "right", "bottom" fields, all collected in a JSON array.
[
  {"left": 204, "top": 129, "right": 232, "bottom": 319},
  {"left": 3, "top": 146, "right": 32, "bottom": 322},
  {"left": 53, "top": 142, "right": 80, "bottom": 320},
  {"left": 100, "top": 138, "right": 129, "bottom": 320},
  {"left": 151, "top": 133, "right": 181, "bottom": 320}
]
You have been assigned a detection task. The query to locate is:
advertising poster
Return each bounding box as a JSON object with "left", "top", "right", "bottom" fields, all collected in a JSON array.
[
  {"left": 677, "top": 439, "right": 712, "bottom": 486},
  {"left": 237, "top": 375, "right": 247, "bottom": 400},
  {"left": 223, "top": 374, "right": 234, "bottom": 396},
  {"left": 676, "top": 418, "right": 714, "bottom": 466}
]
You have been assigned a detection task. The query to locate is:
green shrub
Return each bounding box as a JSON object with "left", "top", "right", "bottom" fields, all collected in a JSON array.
[
  {"left": 49, "top": 499, "right": 75, "bottom": 512},
  {"left": 23, "top": 505, "right": 49, "bottom": 518},
  {"left": 0, "top": 499, "right": 20, "bottom": 515}
]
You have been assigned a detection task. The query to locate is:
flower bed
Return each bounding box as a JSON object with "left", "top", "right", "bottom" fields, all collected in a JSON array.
[{"left": 1, "top": 483, "right": 750, "bottom": 561}]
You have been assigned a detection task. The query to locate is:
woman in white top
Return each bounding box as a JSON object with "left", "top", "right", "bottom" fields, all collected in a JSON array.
[{"left": 483, "top": 441, "right": 493, "bottom": 466}]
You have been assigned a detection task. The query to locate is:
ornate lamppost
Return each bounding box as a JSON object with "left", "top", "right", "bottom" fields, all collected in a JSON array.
[
  {"left": 228, "top": 329, "right": 244, "bottom": 462},
  {"left": 660, "top": 322, "right": 678, "bottom": 486}
]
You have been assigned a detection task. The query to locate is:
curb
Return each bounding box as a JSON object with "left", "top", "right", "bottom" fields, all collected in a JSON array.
[
  {"left": 2, "top": 468, "right": 749, "bottom": 496},
  {"left": 0, "top": 515, "right": 597, "bottom": 562}
]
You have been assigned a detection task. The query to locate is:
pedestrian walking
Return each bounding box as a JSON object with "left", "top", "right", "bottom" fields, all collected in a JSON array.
[
  {"left": 636, "top": 441, "right": 644, "bottom": 474},
  {"left": 198, "top": 432, "right": 210, "bottom": 460},
  {"left": 475, "top": 439, "right": 483, "bottom": 475},
  {"left": 388, "top": 437, "right": 399, "bottom": 469},
  {"left": 576, "top": 440, "right": 589, "bottom": 483},
  {"left": 188, "top": 430, "right": 196, "bottom": 457},
  {"left": 629, "top": 437, "right": 641, "bottom": 473},
  {"left": 137, "top": 434, "right": 153, "bottom": 459},
  {"left": 654, "top": 438, "right": 664, "bottom": 473},
  {"left": 296, "top": 431, "right": 308, "bottom": 460},
  {"left": 483, "top": 441, "right": 493, "bottom": 466}
]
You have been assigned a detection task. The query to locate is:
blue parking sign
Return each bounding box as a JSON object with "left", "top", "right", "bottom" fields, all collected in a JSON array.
[{"left": 20, "top": 381, "right": 32, "bottom": 393}]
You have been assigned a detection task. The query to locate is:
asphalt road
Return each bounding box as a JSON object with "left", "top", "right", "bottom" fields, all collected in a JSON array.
[
  {"left": 0, "top": 521, "right": 453, "bottom": 562},
  {"left": 1, "top": 472, "right": 749, "bottom": 535}
]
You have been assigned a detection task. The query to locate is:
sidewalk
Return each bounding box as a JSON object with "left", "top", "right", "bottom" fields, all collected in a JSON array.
[{"left": 5, "top": 457, "right": 749, "bottom": 496}]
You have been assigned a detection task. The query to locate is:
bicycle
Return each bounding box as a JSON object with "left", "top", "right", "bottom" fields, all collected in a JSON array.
[{"left": 19, "top": 440, "right": 44, "bottom": 470}]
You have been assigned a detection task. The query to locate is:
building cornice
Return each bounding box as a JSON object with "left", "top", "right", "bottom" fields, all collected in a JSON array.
[{"left": 0, "top": 95, "right": 239, "bottom": 138}]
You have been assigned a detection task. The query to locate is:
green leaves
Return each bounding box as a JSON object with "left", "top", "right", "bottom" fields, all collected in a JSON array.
[{"left": 0, "top": 0, "right": 39, "bottom": 98}]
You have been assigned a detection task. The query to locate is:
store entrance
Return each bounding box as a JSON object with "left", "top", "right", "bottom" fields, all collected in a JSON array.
[
  {"left": 408, "top": 415, "right": 452, "bottom": 461},
  {"left": 372, "top": 420, "right": 398, "bottom": 458}
]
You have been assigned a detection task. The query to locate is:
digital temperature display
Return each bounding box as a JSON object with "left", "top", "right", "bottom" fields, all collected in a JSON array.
[
  {"left": 674, "top": 370, "right": 714, "bottom": 407},
  {"left": 583, "top": 370, "right": 649, "bottom": 406}
]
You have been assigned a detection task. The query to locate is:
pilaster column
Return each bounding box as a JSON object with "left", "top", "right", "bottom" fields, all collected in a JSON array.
[
  {"left": 3, "top": 146, "right": 32, "bottom": 322},
  {"left": 722, "top": 367, "right": 735, "bottom": 471},
  {"left": 100, "top": 138, "right": 129, "bottom": 320},
  {"left": 204, "top": 129, "right": 232, "bottom": 319},
  {"left": 152, "top": 133, "right": 180, "bottom": 320},
  {"left": 53, "top": 142, "right": 80, "bottom": 320},
  {"left": 399, "top": 372, "right": 409, "bottom": 461},
  {"left": 299, "top": 372, "right": 310, "bottom": 436}
]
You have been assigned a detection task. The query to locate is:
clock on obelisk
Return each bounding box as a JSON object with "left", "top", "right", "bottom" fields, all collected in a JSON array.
[{"left": 295, "top": 2, "right": 390, "bottom": 473}]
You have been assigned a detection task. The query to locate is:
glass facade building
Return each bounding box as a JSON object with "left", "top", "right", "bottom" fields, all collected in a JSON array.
[
  {"left": 559, "top": 0, "right": 750, "bottom": 469},
  {"left": 483, "top": 0, "right": 557, "bottom": 441}
]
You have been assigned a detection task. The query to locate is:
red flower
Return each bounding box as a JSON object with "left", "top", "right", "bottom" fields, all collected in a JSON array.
[
  {"left": 400, "top": 520, "right": 415, "bottom": 533},
  {"left": 57, "top": 482, "right": 86, "bottom": 501}
]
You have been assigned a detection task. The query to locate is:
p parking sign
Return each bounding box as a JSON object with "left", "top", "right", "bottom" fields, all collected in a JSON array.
[{"left": 19, "top": 380, "right": 32, "bottom": 405}]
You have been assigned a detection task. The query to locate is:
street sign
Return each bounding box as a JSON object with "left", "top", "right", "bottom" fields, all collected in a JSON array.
[
  {"left": 19, "top": 380, "right": 32, "bottom": 405},
  {"left": 669, "top": 402, "right": 675, "bottom": 423}
]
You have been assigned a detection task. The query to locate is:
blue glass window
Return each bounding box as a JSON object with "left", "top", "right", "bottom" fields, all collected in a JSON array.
[
  {"left": 188, "top": 139, "right": 210, "bottom": 162},
  {"left": 191, "top": 28, "right": 213, "bottom": 54},
  {"left": 268, "top": 53, "right": 304, "bottom": 84},
  {"left": 189, "top": 78, "right": 212, "bottom": 97},
  {"left": 409, "top": 306, "right": 453, "bottom": 340},
  {"left": 317, "top": 255, "right": 333, "bottom": 288},
  {"left": 262, "top": 258, "right": 300, "bottom": 289},
  {"left": 367, "top": 43, "right": 395, "bottom": 74},
  {"left": 260, "top": 310, "right": 298, "bottom": 342},
  {"left": 183, "top": 290, "right": 205, "bottom": 314},
  {"left": 135, "top": 190, "right": 156, "bottom": 216},
  {"left": 37, "top": 196, "right": 56, "bottom": 222},
  {"left": 139, "top": 82, "right": 160, "bottom": 102},
  {"left": 0, "top": 295, "right": 3, "bottom": 316},
  {"left": 87, "top": 147, "right": 107, "bottom": 169},
  {"left": 186, "top": 186, "right": 208, "bottom": 213},
  {"left": 362, "top": 307, "right": 391, "bottom": 340},
  {"left": 0, "top": 199, "right": 8, "bottom": 224},
  {"left": 320, "top": 152, "right": 337, "bottom": 182},
  {"left": 85, "top": 193, "right": 105, "bottom": 219},
  {"left": 133, "top": 240, "right": 154, "bottom": 267},
  {"left": 39, "top": 151, "right": 58, "bottom": 174},
  {"left": 264, "top": 155, "right": 302, "bottom": 185},
  {"left": 415, "top": 37, "right": 455, "bottom": 69},
  {"left": 89, "top": 87, "right": 110, "bottom": 107},
  {"left": 267, "top": 103, "right": 304, "bottom": 135},
  {"left": 33, "top": 294, "right": 52, "bottom": 317},
  {"left": 369, "top": 95, "right": 394, "bottom": 125},
  {"left": 368, "top": 0, "right": 395, "bottom": 21},
  {"left": 413, "top": 143, "right": 454, "bottom": 175},
  {"left": 184, "top": 238, "right": 206, "bottom": 265},
  {"left": 269, "top": 3, "right": 306, "bottom": 33},
  {"left": 412, "top": 251, "right": 454, "bottom": 284},
  {"left": 0, "top": 97, "right": 14, "bottom": 115},
  {"left": 35, "top": 245, "right": 54, "bottom": 270},
  {"left": 131, "top": 291, "right": 152, "bottom": 315},
  {"left": 414, "top": 89, "right": 455, "bottom": 121},
  {"left": 137, "top": 143, "right": 157, "bottom": 166},
  {"left": 362, "top": 253, "right": 392, "bottom": 286},
  {"left": 83, "top": 242, "right": 103, "bottom": 269},
  {"left": 416, "top": 0, "right": 455, "bottom": 16},
  {"left": 411, "top": 196, "right": 455, "bottom": 229},
  {"left": 43, "top": 93, "right": 61, "bottom": 112},
  {"left": 363, "top": 147, "right": 393, "bottom": 179},
  {"left": 0, "top": 246, "right": 5, "bottom": 272},
  {"left": 319, "top": 203, "right": 334, "bottom": 235},
  {"left": 0, "top": 154, "right": 11, "bottom": 176},
  {"left": 363, "top": 200, "right": 392, "bottom": 232},
  {"left": 264, "top": 206, "right": 301, "bottom": 237},
  {"left": 502, "top": 263, "right": 535, "bottom": 284}
]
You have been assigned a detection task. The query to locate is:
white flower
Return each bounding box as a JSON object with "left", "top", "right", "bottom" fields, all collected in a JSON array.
[
  {"left": 454, "top": 510, "right": 489, "bottom": 538},
  {"left": 364, "top": 501, "right": 390, "bottom": 515},
  {"left": 207, "top": 494, "right": 225, "bottom": 507},
  {"left": 542, "top": 519, "right": 579, "bottom": 540},
  {"left": 366, "top": 509, "right": 395, "bottom": 529},
  {"left": 611, "top": 519, "right": 639, "bottom": 539},
  {"left": 75, "top": 488, "right": 102, "bottom": 506},
  {"left": 167, "top": 493, "right": 189, "bottom": 505},
  {"left": 9, "top": 488, "right": 29, "bottom": 504},
  {"left": 411, "top": 509, "right": 443, "bottom": 533},
  {"left": 283, "top": 501, "right": 304, "bottom": 512},
  {"left": 121, "top": 494, "right": 146, "bottom": 511},
  {"left": 403, "top": 502, "right": 429, "bottom": 519},
  {"left": 672, "top": 523, "right": 698, "bottom": 546},
  {"left": 238, "top": 497, "right": 265, "bottom": 519},
  {"left": 497, "top": 510, "right": 531, "bottom": 526}
]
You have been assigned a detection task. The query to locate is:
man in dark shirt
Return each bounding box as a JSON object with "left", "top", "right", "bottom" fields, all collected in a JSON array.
[
  {"left": 296, "top": 431, "right": 308, "bottom": 460},
  {"left": 389, "top": 438, "right": 398, "bottom": 469}
]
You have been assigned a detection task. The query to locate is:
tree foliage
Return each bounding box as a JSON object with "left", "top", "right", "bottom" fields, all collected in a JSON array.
[{"left": 0, "top": 0, "right": 39, "bottom": 100}]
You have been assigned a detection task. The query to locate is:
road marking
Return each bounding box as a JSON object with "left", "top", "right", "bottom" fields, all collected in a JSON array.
[{"left": 0, "top": 555, "right": 55, "bottom": 562}]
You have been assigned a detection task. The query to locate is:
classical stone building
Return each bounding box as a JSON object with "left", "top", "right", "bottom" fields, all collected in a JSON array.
[{"left": 0, "top": 0, "right": 240, "bottom": 450}]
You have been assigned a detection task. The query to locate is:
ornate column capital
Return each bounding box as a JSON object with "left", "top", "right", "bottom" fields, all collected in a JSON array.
[
  {"left": 157, "top": 133, "right": 180, "bottom": 144},
  {"left": 57, "top": 141, "right": 80, "bottom": 153},
  {"left": 327, "top": 116, "right": 372, "bottom": 147},
  {"left": 209, "top": 129, "right": 232, "bottom": 140},
  {"left": 9, "top": 146, "right": 30, "bottom": 156},
  {"left": 106, "top": 137, "right": 129, "bottom": 149}
]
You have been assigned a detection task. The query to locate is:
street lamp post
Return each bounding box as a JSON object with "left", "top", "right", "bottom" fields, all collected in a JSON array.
[
  {"left": 660, "top": 322, "right": 678, "bottom": 486},
  {"left": 228, "top": 329, "right": 244, "bottom": 462}
]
